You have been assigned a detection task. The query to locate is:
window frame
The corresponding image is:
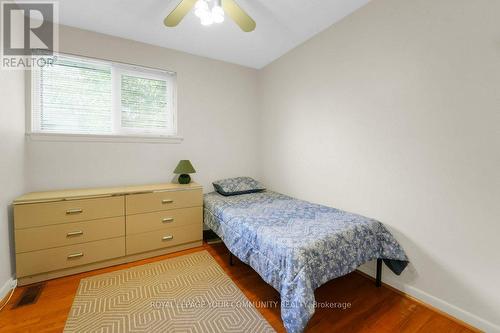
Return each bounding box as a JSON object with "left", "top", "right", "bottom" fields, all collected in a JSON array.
[{"left": 27, "top": 53, "right": 181, "bottom": 143}]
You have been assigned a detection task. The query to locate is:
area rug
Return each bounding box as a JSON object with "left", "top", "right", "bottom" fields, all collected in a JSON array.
[{"left": 64, "top": 250, "right": 275, "bottom": 332}]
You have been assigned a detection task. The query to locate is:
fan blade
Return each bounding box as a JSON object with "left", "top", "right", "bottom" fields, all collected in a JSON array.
[
  {"left": 164, "top": 0, "right": 197, "bottom": 27},
  {"left": 222, "top": 0, "right": 256, "bottom": 32}
]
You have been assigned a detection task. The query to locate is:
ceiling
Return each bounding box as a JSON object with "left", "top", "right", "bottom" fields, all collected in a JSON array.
[{"left": 55, "top": 0, "right": 371, "bottom": 69}]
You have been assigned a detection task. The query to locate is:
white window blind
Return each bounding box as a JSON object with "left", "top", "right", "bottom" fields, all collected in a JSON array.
[
  {"left": 31, "top": 54, "right": 177, "bottom": 137},
  {"left": 120, "top": 73, "right": 170, "bottom": 132}
]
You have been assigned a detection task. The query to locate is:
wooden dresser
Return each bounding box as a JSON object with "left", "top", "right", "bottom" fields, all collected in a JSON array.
[{"left": 13, "top": 183, "right": 203, "bottom": 286}]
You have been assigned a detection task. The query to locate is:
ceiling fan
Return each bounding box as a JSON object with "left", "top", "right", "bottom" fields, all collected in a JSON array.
[{"left": 164, "top": 0, "right": 256, "bottom": 32}]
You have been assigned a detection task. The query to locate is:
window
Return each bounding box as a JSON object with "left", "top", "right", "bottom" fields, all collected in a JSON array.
[{"left": 30, "top": 54, "right": 177, "bottom": 141}]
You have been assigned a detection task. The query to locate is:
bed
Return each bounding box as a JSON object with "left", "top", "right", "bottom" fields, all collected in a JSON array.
[{"left": 204, "top": 190, "right": 408, "bottom": 333}]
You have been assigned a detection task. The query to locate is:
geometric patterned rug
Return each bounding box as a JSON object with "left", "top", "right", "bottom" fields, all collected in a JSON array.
[{"left": 64, "top": 251, "right": 275, "bottom": 332}]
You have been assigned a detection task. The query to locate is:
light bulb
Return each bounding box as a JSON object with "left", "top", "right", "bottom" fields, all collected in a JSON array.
[
  {"left": 200, "top": 12, "right": 214, "bottom": 26},
  {"left": 194, "top": 0, "right": 209, "bottom": 18},
  {"left": 195, "top": 0, "right": 208, "bottom": 10},
  {"left": 211, "top": 5, "right": 224, "bottom": 23}
]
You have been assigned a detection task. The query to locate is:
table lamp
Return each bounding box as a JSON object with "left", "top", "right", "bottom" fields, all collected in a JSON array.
[{"left": 174, "top": 160, "right": 196, "bottom": 184}]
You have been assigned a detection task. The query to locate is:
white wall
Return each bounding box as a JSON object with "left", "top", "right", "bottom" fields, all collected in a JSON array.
[
  {"left": 258, "top": 0, "right": 500, "bottom": 331},
  {"left": 26, "top": 25, "right": 260, "bottom": 192},
  {"left": 0, "top": 70, "right": 25, "bottom": 299}
]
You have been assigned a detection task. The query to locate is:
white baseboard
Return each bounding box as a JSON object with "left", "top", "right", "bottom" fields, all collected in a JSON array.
[
  {"left": 0, "top": 277, "right": 17, "bottom": 303},
  {"left": 358, "top": 266, "right": 500, "bottom": 333}
]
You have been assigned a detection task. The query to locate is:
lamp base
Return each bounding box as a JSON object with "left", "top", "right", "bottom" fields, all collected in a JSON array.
[{"left": 178, "top": 174, "right": 191, "bottom": 184}]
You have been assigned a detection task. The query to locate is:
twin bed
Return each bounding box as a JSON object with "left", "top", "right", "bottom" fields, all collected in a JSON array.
[{"left": 204, "top": 180, "right": 408, "bottom": 333}]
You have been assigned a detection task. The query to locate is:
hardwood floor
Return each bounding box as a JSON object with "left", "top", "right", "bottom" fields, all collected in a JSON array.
[{"left": 0, "top": 242, "right": 479, "bottom": 333}]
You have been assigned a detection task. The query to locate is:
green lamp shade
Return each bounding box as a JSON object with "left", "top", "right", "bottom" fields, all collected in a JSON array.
[{"left": 174, "top": 160, "right": 196, "bottom": 174}]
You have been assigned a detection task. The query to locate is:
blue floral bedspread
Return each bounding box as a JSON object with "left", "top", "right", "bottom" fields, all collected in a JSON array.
[{"left": 204, "top": 191, "right": 408, "bottom": 333}]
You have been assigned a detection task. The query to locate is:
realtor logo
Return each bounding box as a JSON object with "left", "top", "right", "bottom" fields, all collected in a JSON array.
[{"left": 1, "top": 1, "right": 58, "bottom": 69}]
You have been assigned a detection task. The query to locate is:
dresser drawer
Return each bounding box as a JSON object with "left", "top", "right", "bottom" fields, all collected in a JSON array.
[
  {"left": 15, "top": 217, "right": 125, "bottom": 254},
  {"left": 126, "top": 189, "right": 202, "bottom": 215},
  {"left": 16, "top": 237, "right": 125, "bottom": 278},
  {"left": 126, "top": 223, "right": 202, "bottom": 255},
  {"left": 127, "top": 207, "right": 202, "bottom": 235},
  {"left": 14, "top": 196, "right": 125, "bottom": 229}
]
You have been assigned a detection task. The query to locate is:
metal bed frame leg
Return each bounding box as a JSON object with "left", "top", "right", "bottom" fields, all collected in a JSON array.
[
  {"left": 376, "top": 258, "right": 382, "bottom": 287},
  {"left": 229, "top": 253, "right": 234, "bottom": 266}
]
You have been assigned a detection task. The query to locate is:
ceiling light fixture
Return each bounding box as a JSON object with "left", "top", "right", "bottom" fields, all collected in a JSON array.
[
  {"left": 193, "top": 0, "right": 224, "bottom": 26},
  {"left": 164, "top": 0, "right": 256, "bottom": 32}
]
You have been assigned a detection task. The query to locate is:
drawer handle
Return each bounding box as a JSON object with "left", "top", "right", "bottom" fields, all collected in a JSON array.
[
  {"left": 162, "top": 235, "right": 174, "bottom": 241},
  {"left": 162, "top": 199, "right": 174, "bottom": 204},
  {"left": 66, "top": 209, "right": 83, "bottom": 215},
  {"left": 162, "top": 217, "right": 174, "bottom": 223},
  {"left": 67, "top": 231, "right": 84, "bottom": 237},
  {"left": 67, "top": 252, "right": 84, "bottom": 259}
]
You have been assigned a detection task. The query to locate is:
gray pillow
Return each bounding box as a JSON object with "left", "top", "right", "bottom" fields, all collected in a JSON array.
[{"left": 213, "top": 177, "right": 266, "bottom": 196}]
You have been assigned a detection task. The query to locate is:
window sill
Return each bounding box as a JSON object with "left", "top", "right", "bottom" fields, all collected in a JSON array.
[{"left": 26, "top": 132, "right": 184, "bottom": 144}]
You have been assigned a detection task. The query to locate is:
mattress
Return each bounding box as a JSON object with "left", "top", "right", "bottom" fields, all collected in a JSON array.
[{"left": 204, "top": 190, "right": 408, "bottom": 333}]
